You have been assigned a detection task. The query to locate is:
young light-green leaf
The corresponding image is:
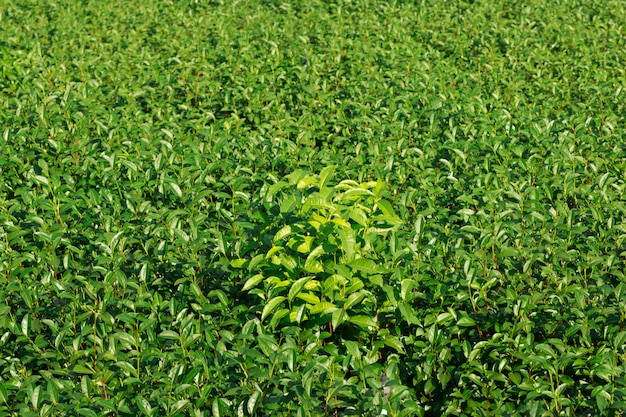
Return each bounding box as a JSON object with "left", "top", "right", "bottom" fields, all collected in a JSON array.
[
  {"left": 242, "top": 273, "right": 265, "bottom": 291},
  {"left": 332, "top": 308, "right": 347, "bottom": 329},
  {"left": 136, "top": 397, "right": 153, "bottom": 416},
  {"left": 343, "top": 291, "right": 367, "bottom": 310},
  {"left": 247, "top": 390, "right": 262, "bottom": 415},
  {"left": 382, "top": 334, "right": 405, "bottom": 354},
  {"left": 273, "top": 225, "right": 292, "bottom": 242},
  {"left": 308, "top": 301, "right": 336, "bottom": 315},
  {"left": 349, "top": 258, "right": 383, "bottom": 274},
  {"left": 348, "top": 315, "right": 378, "bottom": 329},
  {"left": 338, "top": 226, "right": 356, "bottom": 262},
  {"left": 302, "top": 196, "right": 335, "bottom": 212},
  {"left": 288, "top": 275, "right": 313, "bottom": 302},
  {"left": 304, "top": 245, "right": 325, "bottom": 273},
  {"left": 0, "top": 381, "right": 7, "bottom": 404},
  {"left": 457, "top": 316, "right": 476, "bottom": 327},
  {"left": 170, "top": 182, "right": 182, "bottom": 198},
  {"left": 261, "top": 296, "right": 286, "bottom": 321},
  {"left": 319, "top": 165, "right": 336, "bottom": 189}
]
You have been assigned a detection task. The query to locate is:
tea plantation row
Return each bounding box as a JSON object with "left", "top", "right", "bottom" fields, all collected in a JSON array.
[{"left": 1, "top": 0, "right": 625, "bottom": 415}]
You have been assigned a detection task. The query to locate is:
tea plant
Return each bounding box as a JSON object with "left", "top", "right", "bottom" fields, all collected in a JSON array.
[{"left": 1, "top": 0, "right": 626, "bottom": 416}]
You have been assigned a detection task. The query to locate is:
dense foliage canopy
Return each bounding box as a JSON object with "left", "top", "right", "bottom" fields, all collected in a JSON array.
[{"left": 1, "top": 0, "right": 626, "bottom": 415}]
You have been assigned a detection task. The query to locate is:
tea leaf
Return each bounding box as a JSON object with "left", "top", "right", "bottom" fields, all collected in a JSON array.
[
  {"left": 382, "top": 335, "right": 405, "bottom": 354},
  {"left": 349, "top": 259, "right": 383, "bottom": 274},
  {"left": 319, "top": 165, "right": 336, "bottom": 189},
  {"left": 288, "top": 276, "right": 314, "bottom": 303},
  {"left": 348, "top": 315, "right": 378, "bottom": 330},
  {"left": 0, "top": 382, "right": 7, "bottom": 404},
  {"left": 247, "top": 389, "right": 262, "bottom": 415},
  {"left": 242, "top": 274, "right": 265, "bottom": 292},
  {"left": 262, "top": 296, "right": 287, "bottom": 321}
]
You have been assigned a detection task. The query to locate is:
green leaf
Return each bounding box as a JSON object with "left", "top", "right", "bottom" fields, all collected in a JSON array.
[
  {"left": 304, "top": 245, "right": 325, "bottom": 273},
  {"left": 349, "top": 258, "right": 382, "bottom": 274},
  {"left": 292, "top": 235, "right": 314, "bottom": 254},
  {"left": 296, "top": 292, "right": 320, "bottom": 304},
  {"left": 400, "top": 279, "right": 416, "bottom": 301},
  {"left": 457, "top": 316, "right": 476, "bottom": 327},
  {"left": 169, "top": 182, "right": 182, "bottom": 198},
  {"left": 115, "top": 361, "right": 138, "bottom": 376},
  {"left": 288, "top": 276, "right": 313, "bottom": 303},
  {"left": 116, "top": 332, "right": 137, "bottom": 347},
  {"left": 265, "top": 245, "right": 284, "bottom": 258},
  {"left": 261, "top": 296, "right": 286, "bottom": 321},
  {"left": 348, "top": 315, "right": 378, "bottom": 330},
  {"left": 293, "top": 304, "right": 306, "bottom": 324},
  {"left": 265, "top": 181, "right": 288, "bottom": 201},
  {"left": 382, "top": 334, "right": 405, "bottom": 354},
  {"left": 242, "top": 274, "right": 265, "bottom": 291},
  {"left": 332, "top": 309, "right": 347, "bottom": 329},
  {"left": 508, "top": 372, "right": 522, "bottom": 385},
  {"left": 168, "top": 399, "right": 190, "bottom": 416},
  {"left": 319, "top": 165, "right": 336, "bottom": 189},
  {"left": 338, "top": 226, "right": 356, "bottom": 262},
  {"left": 21, "top": 314, "right": 29, "bottom": 336},
  {"left": 303, "top": 259, "right": 324, "bottom": 273},
  {"left": 30, "top": 385, "right": 41, "bottom": 410},
  {"left": 78, "top": 409, "right": 98, "bottom": 417},
  {"left": 158, "top": 330, "right": 179, "bottom": 340},
  {"left": 343, "top": 291, "right": 367, "bottom": 310},
  {"left": 230, "top": 258, "right": 248, "bottom": 268},
  {"left": 460, "top": 225, "right": 481, "bottom": 234},
  {"left": 349, "top": 207, "right": 368, "bottom": 227},
  {"left": 437, "top": 312, "right": 454, "bottom": 324},
  {"left": 302, "top": 196, "right": 335, "bottom": 212},
  {"left": 297, "top": 176, "right": 319, "bottom": 190},
  {"left": 136, "top": 396, "right": 153, "bottom": 416},
  {"left": 499, "top": 246, "right": 519, "bottom": 257},
  {"left": 247, "top": 389, "right": 262, "bottom": 415},
  {"left": 528, "top": 401, "right": 542, "bottom": 417},
  {"left": 399, "top": 303, "right": 420, "bottom": 325},
  {"left": 615, "top": 331, "right": 626, "bottom": 348},
  {"left": 368, "top": 274, "right": 384, "bottom": 287},
  {"left": 212, "top": 398, "right": 228, "bottom": 417},
  {"left": 330, "top": 216, "right": 351, "bottom": 228},
  {"left": 308, "top": 301, "right": 336, "bottom": 315},
  {"left": 96, "top": 398, "right": 116, "bottom": 412},
  {"left": 595, "top": 389, "right": 610, "bottom": 412},
  {"left": 269, "top": 308, "right": 290, "bottom": 329},
  {"left": 273, "top": 225, "right": 292, "bottom": 242},
  {"left": 343, "top": 340, "right": 361, "bottom": 360},
  {"left": 280, "top": 193, "right": 298, "bottom": 214},
  {"left": 277, "top": 253, "right": 298, "bottom": 271},
  {"left": 457, "top": 208, "right": 476, "bottom": 216},
  {"left": 0, "top": 381, "right": 7, "bottom": 404},
  {"left": 73, "top": 364, "right": 94, "bottom": 375},
  {"left": 41, "top": 319, "right": 59, "bottom": 334},
  {"left": 338, "top": 187, "right": 374, "bottom": 201},
  {"left": 376, "top": 199, "right": 403, "bottom": 224},
  {"left": 248, "top": 254, "right": 265, "bottom": 271},
  {"left": 32, "top": 175, "right": 49, "bottom": 186}
]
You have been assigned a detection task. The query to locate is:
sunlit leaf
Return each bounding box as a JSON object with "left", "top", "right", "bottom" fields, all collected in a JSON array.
[
  {"left": 242, "top": 274, "right": 265, "bottom": 291},
  {"left": 307, "top": 301, "right": 336, "bottom": 315},
  {"left": 288, "top": 276, "right": 313, "bottom": 302},
  {"left": 262, "top": 296, "right": 287, "bottom": 321},
  {"left": 247, "top": 389, "right": 262, "bottom": 415},
  {"left": 381, "top": 334, "right": 405, "bottom": 354},
  {"left": 349, "top": 258, "right": 383, "bottom": 274},
  {"left": 348, "top": 315, "right": 378, "bottom": 330}
]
